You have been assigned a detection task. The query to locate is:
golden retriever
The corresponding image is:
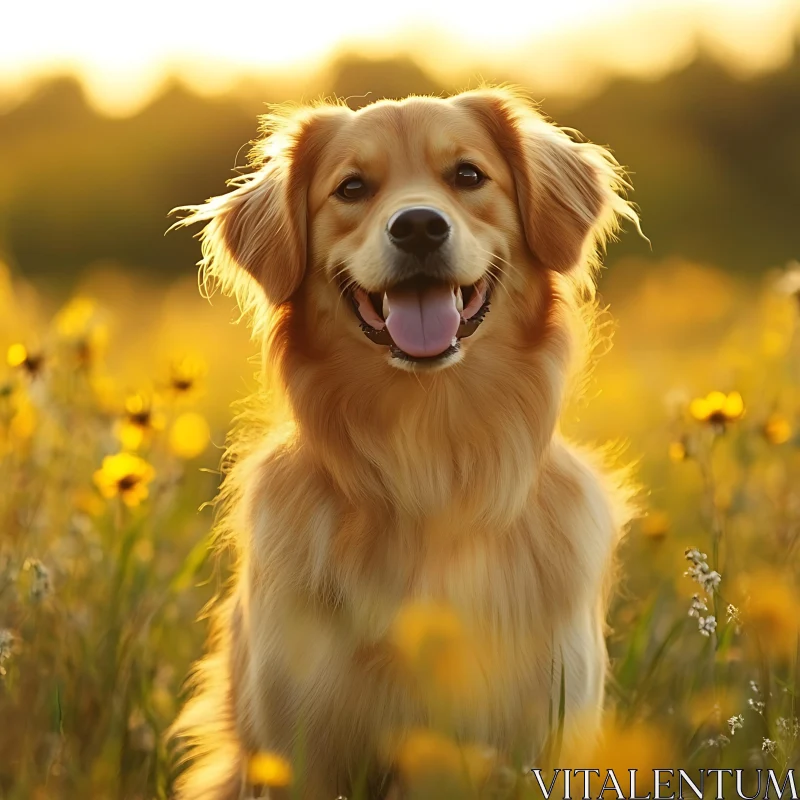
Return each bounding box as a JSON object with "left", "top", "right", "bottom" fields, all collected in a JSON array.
[{"left": 170, "top": 86, "right": 638, "bottom": 799}]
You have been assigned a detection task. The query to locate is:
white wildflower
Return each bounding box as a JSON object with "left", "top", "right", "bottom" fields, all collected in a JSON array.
[
  {"left": 683, "top": 551, "right": 723, "bottom": 595},
  {"left": 685, "top": 562, "right": 710, "bottom": 580},
  {"left": 698, "top": 616, "right": 717, "bottom": 636},
  {"left": 750, "top": 681, "right": 760, "bottom": 695},
  {"left": 728, "top": 714, "right": 745, "bottom": 735},
  {"left": 699, "top": 570, "right": 722, "bottom": 593},
  {"left": 762, "top": 738, "right": 777, "bottom": 755},
  {"left": 23, "top": 558, "right": 52, "bottom": 601},
  {"left": 749, "top": 698, "right": 766, "bottom": 715},
  {"left": 689, "top": 594, "right": 708, "bottom": 618},
  {"left": 777, "top": 717, "right": 800, "bottom": 740},
  {"left": 0, "top": 629, "right": 13, "bottom": 676},
  {"left": 684, "top": 548, "right": 708, "bottom": 565},
  {"left": 727, "top": 604, "right": 742, "bottom": 632}
]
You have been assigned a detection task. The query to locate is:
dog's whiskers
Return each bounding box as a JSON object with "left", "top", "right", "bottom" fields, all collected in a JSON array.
[
  {"left": 326, "top": 263, "right": 359, "bottom": 331},
  {"left": 330, "top": 262, "right": 351, "bottom": 285},
  {"left": 475, "top": 246, "right": 513, "bottom": 301},
  {"left": 476, "top": 245, "right": 513, "bottom": 273}
]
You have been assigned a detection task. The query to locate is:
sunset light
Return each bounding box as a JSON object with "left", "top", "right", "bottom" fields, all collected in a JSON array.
[
  {"left": 5, "top": 0, "right": 799, "bottom": 113},
  {"left": 3, "top": 0, "right": 800, "bottom": 796}
]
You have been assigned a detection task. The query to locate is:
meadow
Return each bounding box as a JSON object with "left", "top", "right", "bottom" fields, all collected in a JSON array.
[{"left": 1, "top": 251, "right": 798, "bottom": 799}]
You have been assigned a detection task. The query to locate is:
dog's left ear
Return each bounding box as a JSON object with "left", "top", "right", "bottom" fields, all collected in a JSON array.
[
  {"left": 457, "top": 89, "right": 638, "bottom": 275},
  {"left": 170, "top": 104, "right": 347, "bottom": 311}
]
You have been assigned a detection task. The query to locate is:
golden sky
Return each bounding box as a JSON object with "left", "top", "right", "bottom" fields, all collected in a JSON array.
[{"left": 4, "top": 0, "right": 799, "bottom": 113}]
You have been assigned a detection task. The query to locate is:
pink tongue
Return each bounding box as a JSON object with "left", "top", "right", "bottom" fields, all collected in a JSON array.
[{"left": 385, "top": 284, "right": 461, "bottom": 358}]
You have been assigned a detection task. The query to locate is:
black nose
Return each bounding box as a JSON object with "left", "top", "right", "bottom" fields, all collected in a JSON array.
[{"left": 387, "top": 206, "right": 451, "bottom": 256}]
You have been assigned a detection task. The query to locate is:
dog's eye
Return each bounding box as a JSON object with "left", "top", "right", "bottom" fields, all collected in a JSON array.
[
  {"left": 454, "top": 163, "right": 486, "bottom": 188},
  {"left": 335, "top": 177, "right": 368, "bottom": 201}
]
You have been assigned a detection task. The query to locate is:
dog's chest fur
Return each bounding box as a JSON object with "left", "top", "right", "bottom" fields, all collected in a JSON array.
[{"left": 240, "top": 438, "right": 618, "bottom": 754}]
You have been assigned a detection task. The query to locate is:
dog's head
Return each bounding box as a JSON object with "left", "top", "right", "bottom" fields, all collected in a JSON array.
[{"left": 175, "top": 88, "right": 635, "bottom": 373}]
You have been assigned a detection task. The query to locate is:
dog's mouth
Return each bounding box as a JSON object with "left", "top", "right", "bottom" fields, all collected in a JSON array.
[{"left": 347, "top": 275, "right": 491, "bottom": 364}]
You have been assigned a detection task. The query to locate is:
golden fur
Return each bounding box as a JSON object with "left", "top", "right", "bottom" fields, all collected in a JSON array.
[{"left": 169, "top": 86, "right": 639, "bottom": 799}]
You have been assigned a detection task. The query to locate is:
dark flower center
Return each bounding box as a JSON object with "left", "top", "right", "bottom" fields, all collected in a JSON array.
[
  {"left": 117, "top": 475, "right": 140, "bottom": 492},
  {"left": 23, "top": 355, "right": 44, "bottom": 375}
]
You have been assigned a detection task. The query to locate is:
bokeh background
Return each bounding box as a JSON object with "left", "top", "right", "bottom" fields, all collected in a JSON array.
[{"left": 2, "top": 1, "right": 800, "bottom": 797}]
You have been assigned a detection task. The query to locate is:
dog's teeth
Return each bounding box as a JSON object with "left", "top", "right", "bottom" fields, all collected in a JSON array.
[
  {"left": 382, "top": 293, "right": 390, "bottom": 318},
  {"left": 455, "top": 286, "right": 464, "bottom": 313}
]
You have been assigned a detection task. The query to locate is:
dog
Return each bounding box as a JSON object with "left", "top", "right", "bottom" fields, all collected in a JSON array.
[{"left": 169, "top": 85, "right": 638, "bottom": 799}]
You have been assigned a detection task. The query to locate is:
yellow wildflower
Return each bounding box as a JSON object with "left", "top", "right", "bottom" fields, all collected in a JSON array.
[
  {"left": 55, "top": 297, "right": 97, "bottom": 337},
  {"left": 247, "top": 752, "right": 292, "bottom": 788},
  {"left": 167, "top": 354, "right": 207, "bottom": 400},
  {"left": 668, "top": 439, "right": 688, "bottom": 462},
  {"left": 116, "top": 392, "right": 165, "bottom": 451},
  {"left": 560, "top": 717, "right": 676, "bottom": 796},
  {"left": 7, "top": 343, "right": 44, "bottom": 376},
  {"left": 0, "top": 383, "right": 37, "bottom": 446},
  {"left": 6, "top": 343, "right": 26, "bottom": 367},
  {"left": 689, "top": 390, "right": 745, "bottom": 430},
  {"left": 763, "top": 413, "right": 792, "bottom": 445},
  {"left": 389, "top": 728, "right": 496, "bottom": 791},
  {"left": 54, "top": 296, "right": 108, "bottom": 366},
  {"left": 93, "top": 453, "right": 155, "bottom": 507},
  {"left": 736, "top": 569, "right": 800, "bottom": 661},
  {"left": 641, "top": 510, "right": 670, "bottom": 540},
  {"left": 168, "top": 412, "right": 211, "bottom": 459},
  {"left": 9, "top": 399, "right": 37, "bottom": 441},
  {"left": 390, "top": 601, "right": 483, "bottom": 698},
  {"left": 392, "top": 602, "right": 462, "bottom": 663}
]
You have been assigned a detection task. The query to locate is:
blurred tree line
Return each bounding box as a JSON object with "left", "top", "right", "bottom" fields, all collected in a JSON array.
[{"left": 1, "top": 44, "right": 799, "bottom": 286}]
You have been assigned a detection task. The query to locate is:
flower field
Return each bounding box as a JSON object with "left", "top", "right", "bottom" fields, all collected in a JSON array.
[{"left": 1, "top": 256, "right": 799, "bottom": 798}]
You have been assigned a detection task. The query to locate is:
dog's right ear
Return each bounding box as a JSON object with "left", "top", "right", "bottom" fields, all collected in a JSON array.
[
  {"left": 171, "top": 105, "right": 346, "bottom": 309},
  {"left": 454, "top": 87, "right": 639, "bottom": 280}
]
